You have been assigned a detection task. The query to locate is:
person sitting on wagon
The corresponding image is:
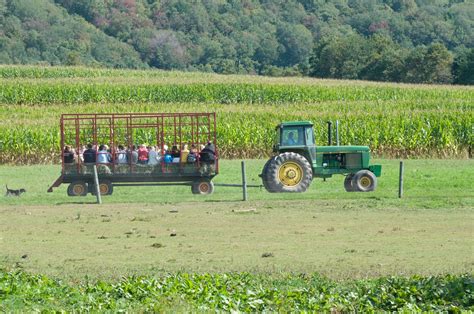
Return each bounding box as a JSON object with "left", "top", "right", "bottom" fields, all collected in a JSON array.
[
  {"left": 83, "top": 144, "right": 96, "bottom": 163},
  {"left": 130, "top": 145, "right": 138, "bottom": 164},
  {"left": 155, "top": 145, "right": 165, "bottom": 163},
  {"left": 97, "top": 145, "right": 111, "bottom": 163},
  {"left": 147, "top": 146, "right": 159, "bottom": 165},
  {"left": 199, "top": 142, "right": 216, "bottom": 174},
  {"left": 171, "top": 145, "right": 180, "bottom": 163},
  {"left": 63, "top": 145, "right": 76, "bottom": 164},
  {"left": 96, "top": 144, "right": 112, "bottom": 174},
  {"left": 162, "top": 145, "right": 172, "bottom": 164},
  {"left": 187, "top": 144, "right": 198, "bottom": 163},
  {"left": 199, "top": 142, "right": 216, "bottom": 163},
  {"left": 137, "top": 144, "right": 148, "bottom": 164},
  {"left": 180, "top": 144, "right": 189, "bottom": 163},
  {"left": 116, "top": 145, "right": 128, "bottom": 164}
]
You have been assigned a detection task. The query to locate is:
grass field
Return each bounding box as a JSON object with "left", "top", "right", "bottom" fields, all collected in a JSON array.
[{"left": 1, "top": 159, "right": 472, "bottom": 281}]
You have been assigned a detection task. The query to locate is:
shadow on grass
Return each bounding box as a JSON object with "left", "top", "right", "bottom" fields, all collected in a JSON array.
[
  {"left": 204, "top": 199, "right": 243, "bottom": 203},
  {"left": 55, "top": 201, "right": 99, "bottom": 205}
]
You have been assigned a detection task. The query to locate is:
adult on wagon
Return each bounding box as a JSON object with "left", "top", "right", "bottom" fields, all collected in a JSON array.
[
  {"left": 147, "top": 146, "right": 159, "bottom": 165},
  {"left": 130, "top": 145, "right": 138, "bottom": 164},
  {"left": 80, "top": 143, "right": 97, "bottom": 174},
  {"left": 116, "top": 145, "right": 128, "bottom": 164},
  {"left": 199, "top": 141, "right": 216, "bottom": 174},
  {"left": 63, "top": 145, "right": 76, "bottom": 174},
  {"left": 97, "top": 144, "right": 112, "bottom": 174},
  {"left": 137, "top": 144, "right": 149, "bottom": 164},
  {"left": 200, "top": 142, "right": 216, "bottom": 162},
  {"left": 63, "top": 145, "right": 75, "bottom": 164},
  {"left": 115, "top": 145, "right": 128, "bottom": 174},
  {"left": 83, "top": 144, "right": 96, "bottom": 163},
  {"left": 97, "top": 145, "right": 111, "bottom": 163}
]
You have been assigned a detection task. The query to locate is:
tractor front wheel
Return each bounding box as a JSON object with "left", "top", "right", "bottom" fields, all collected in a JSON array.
[
  {"left": 352, "top": 170, "right": 377, "bottom": 192},
  {"left": 344, "top": 174, "right": 355, "bottom": 192},
  {"left": 262, "top": 152, "right": 312, "bottom": 193}
]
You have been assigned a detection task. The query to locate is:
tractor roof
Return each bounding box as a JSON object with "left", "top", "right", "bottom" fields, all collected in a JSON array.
[{"left": 277, "top": 121, "right": 313, "bottom": 128}]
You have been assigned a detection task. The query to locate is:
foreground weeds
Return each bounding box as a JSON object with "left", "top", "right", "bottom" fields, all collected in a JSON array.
[{"left": 1, "top": 270, "right": 472, "bottom": 311}]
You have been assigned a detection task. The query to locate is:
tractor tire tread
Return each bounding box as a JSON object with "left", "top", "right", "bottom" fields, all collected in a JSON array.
[{"left": 262, "top": 152, "right": 312, "bottom": 193}]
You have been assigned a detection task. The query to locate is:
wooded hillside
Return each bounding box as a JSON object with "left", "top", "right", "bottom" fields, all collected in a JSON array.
[{"left": 1, "top": 0, "right": 472, "bottom": 84}]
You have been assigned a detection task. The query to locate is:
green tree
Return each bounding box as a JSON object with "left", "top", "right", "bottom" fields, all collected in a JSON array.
[
  {"left": 452, "top": 48, "right": 474, "bottom": 85},
  {"left": 359, "top": 34, "right": 407, "bottom": 82},
  {"left": 276, "top": 23, "right": 313, "bottom": 67},
  {"left": 150, "top": 30, "right": 188, "bottom": 69},
  {"left": 404, "top": 43, "right": 453, "bottom": 83},
  {"left": 309, "top": 34, "right": 366, "bottom": 79}
]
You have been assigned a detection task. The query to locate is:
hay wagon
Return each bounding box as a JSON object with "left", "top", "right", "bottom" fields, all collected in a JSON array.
[{"left": 48, "top": 112, "right": 218, "bottom": 196}]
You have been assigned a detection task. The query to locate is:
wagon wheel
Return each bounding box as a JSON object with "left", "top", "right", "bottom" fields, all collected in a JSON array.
[
  {"left": 352, "top": 170, "right": 377, "bottom": 192},
  {"left": 262, "top": 152, "right": 312, "bottom": 193},
  {"left": 67, "top": 181, "right": 88, "bottom": 197},
  {"left": 191, "top": 180, "right": 214, "bottom": 195},
  {"left": 91, "top": 180, "right": 113, "bottom": 195}
]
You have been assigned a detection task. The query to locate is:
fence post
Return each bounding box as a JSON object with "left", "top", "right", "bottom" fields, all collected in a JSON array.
[
  {"left": 398, "top": 161, "right": 404, "bottom": 199},
  {"left": 241, "top": 161, "right": 248, "bottom": 201},
  {"left": 93, "top": 165, "right": 102, "bottom": 204}
]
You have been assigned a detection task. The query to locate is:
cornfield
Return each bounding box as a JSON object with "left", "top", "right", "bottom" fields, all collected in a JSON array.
[{"left": 0, "top": 65, "right": 472, "bottom": 163}]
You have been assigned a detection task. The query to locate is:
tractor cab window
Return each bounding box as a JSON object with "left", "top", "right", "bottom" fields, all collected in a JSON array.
[
  {"left": 305, "top": 127, "right": 315, "bottom": 146},
  {"left": 274, "top": 127, "right": 280, "bottom": 146},
  {"left": 281, "top": 127, "right": 304, "bottom": 146}
]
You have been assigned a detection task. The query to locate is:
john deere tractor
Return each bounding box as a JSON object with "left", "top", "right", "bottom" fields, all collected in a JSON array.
[{"left": 260, "top": 121, "right": 381, "bottom": 193}]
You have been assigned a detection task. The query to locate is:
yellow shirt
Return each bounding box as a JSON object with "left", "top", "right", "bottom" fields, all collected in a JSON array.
[{"left": 180, "top": 149, "right": 189, "bottom": 163}]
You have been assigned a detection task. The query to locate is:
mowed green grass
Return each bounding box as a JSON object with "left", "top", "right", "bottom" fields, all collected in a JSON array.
[{"left": 0, "top": 159, "right": 472, "bottom": 280}]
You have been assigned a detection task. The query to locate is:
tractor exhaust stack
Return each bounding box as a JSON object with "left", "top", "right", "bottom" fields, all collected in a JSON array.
[{"left": 327, "top": 121, "right": 332, "bottom": 146}]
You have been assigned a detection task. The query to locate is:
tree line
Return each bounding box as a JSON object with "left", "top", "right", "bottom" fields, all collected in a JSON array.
[{"left": 1, "top": 0, "right": 473, "bottom": 84}]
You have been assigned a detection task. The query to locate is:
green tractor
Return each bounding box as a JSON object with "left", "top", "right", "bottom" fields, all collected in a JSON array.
[{"left": 260, "top": 121, "right": 382, "bottom": 193}]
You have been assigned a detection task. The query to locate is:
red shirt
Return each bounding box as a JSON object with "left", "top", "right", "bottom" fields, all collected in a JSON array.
[{"left": 138, "top": 147, "right": 148, "bottom": 161}]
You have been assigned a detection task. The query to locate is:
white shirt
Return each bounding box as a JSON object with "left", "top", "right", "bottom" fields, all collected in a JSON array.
[{"left": 148, "top": 150, "right": 159, "bottom": 165}]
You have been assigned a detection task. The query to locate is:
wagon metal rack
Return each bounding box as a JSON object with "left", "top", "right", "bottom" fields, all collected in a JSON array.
[{"left": 48, "top": 112, "right": 219, "bottom": 196}]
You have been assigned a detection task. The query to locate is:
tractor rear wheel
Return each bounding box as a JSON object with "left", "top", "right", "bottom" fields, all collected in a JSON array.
[
  {"left": 262, "top": 152, "right": 312, "bottom": 193},
  {"left": 191, "top": 180, "right": 214, "bottom": 195},
  {"left": 261, "top": 158, "right": 277, "bottom": 192},
  {"left": 352, "top": 170, "right": 377, "bottom": 192},
  {"left": 344, "top": 174, "right": 355, "bottom": 192},
  {"left": 67, "top": 181, "right": 88, "bottom": 196}
]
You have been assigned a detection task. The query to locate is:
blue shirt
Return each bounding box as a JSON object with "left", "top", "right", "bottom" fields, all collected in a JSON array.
[{"left": 97, "top": 150, "right": 111, "bottom": 163}]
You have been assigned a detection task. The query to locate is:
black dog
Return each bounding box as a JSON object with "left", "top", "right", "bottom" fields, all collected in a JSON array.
[{"left": 5, "top": 185, "right": 26, "bottom": 196}]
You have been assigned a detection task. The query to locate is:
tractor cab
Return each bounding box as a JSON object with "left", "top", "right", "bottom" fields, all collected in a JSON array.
[
  {"left": 274, "top": 121, "right": 316, "bottom": 163},
  {"left": 276, "top": 121, "right": 314, "bottom": 148}
]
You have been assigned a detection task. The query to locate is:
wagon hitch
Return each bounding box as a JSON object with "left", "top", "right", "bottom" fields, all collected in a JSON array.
[{"left": 47, "top": 175, "right": 63, "bottom": 193}]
